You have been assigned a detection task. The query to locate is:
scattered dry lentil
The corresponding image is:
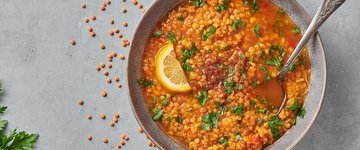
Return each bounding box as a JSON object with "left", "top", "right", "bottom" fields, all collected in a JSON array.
[
  {"left": 120, "top": 140, "right": 125, "bottom": 145},
  {"left": 119, "top": 54, "right": 125, "bottom": 60},
  {"left": 109, "top": 19, "right": 114, "bottom": 24},
  {"left": 122, "top": 22, "right": 128, "bottom": 27},
  {"left": 114, "top": 77, "right": 119, "bottom": 82},
  {"left": 122, "top": 0, "right": 126, "bottom": 2},
  {"left": 121, "top": 134, "right": 125, "bottom": 139},
  {"left": 102, "top": 138, "right": 108, "bottom": 143},
  {"left": 109, "top": 30, "right": 114, "bottom": 36},
  {"left": 132, "top": 0, "right": 138, "bottom": 5},
  {"left": 90, "top": 32, "right": 96, "bottom": 37},
  {"left": 117, "top": 83, "right": 122, "bottom": 88},
  {"left": 87, "top": 115, "right": 93, "bottom": 120},
  {"left": 87, "top": 135, "right": 92, "bottom": 141},
  {"left": 100, "top": 5, "right": 106, "bottom": 11},
  {"left": 100, "top": 44, "right": 105, "bottom": 49},
  {"left": 124, "top": 136, "right": 129, "bottom": 141},
  {"left": 114, "top": 113, "right": 120, "bottom": 118},
  {"left": 113, "top": 117, "right": 118, "bottom": 123},
  {"left": 110, "top": 122, "right": 115, "bottom": 127},
  {"left": 69, "top": 39, "right": 76, "bottom": 45},
  {"left": 111, "top": 52, "right": 117, "bottom": 57},
  {"left": 138, "top": 4, "right": 143, "bottom": 9},
  {"left": 117, "top": 33, "right": 123, "bottom": 38},
  {"left": 101, "top": 90, "right": 107, "bottom": 97},
  {"left": 88, "top": 27, "right": 93, "bottom": 32},
  {"left": 147, "top": 141, "right": 153, "bottom": 147},
  {"left": 100, "top": 63, "right": 105, "bottom": 68},
  {"left": 81, "top": 3, "right": 86, "bottom": 9},
  {"left": 116, "top": 144, "right": 121, "bottom": 149},
  {"left": 138, "top": 127, "right": 143, "bottom": 133},
  {"left": 106, "top": 0, "right": 111, "bottom": 4},
  {"left": 78, "top": 99, "right": 84, "bottom": 105},
  {"left": 100, "top": 113, "right": 106, "bottom": 119},
  {"left": 107, "top": 64, "right": 112, "bottom": 68},
  {"left": 106, "top": 78, "right": 112, "bottom": 83},
  {"left": 84, "top": 18, "right": 89, "bottom": 23},
  {"left": 91, "top": 15, "right": 96, "bottom": 20},
  {"left": 114, "top": 28, "right": 120, "bottom": 33},
  {"left": 96, "top": 66, "right": 101, "bottom": 71},
  {"left": 122, "top": 8, "right": 127, "bottom": 13}
]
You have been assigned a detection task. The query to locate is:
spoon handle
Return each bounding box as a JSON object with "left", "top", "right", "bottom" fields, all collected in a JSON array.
[{"left": 278, "top": 0, "right": 345, "bottom": 79}]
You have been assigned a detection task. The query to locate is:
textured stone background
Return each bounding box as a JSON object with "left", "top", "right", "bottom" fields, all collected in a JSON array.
[{"left": 0, "top": 0, "right": 358, "bottom": 149}]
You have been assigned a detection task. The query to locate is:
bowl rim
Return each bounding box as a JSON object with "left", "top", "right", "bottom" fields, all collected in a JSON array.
[{"left": 126, "top": 0, "right": 327, "bottom": 149}]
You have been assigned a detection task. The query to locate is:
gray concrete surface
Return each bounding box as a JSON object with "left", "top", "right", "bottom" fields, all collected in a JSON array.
[{"left": 0, "top": 0, "right": 358, "bottom": 149}]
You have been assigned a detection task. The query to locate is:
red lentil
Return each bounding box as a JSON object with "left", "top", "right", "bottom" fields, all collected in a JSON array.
[
  {"left": 90, "top": 32, "right": 96, "bottom": 37},
  {"left": 81, "top": 3, "right": 86, "bottom": 9},
  {"left": 117, "top": 33, "right": 123, "bottom": 38},
  {"left": 138, "top": 127, "right": 143, "bottom": 133},
  {"left": 84, "top": 18, "right": 89, "bottom": 23},
  {"left": 106, "top": 78, "right": 112, "bottom": 83},
  {"left": 100, "top": 44, "right": 105, "bottom": 49},
  {"left": 109, "top": 19, "right": 114, "bottom": 24},
  {"left": 114, "top": 77, "right": 119, "bottom": 82},
  {"left": 91, "top": 15, "right": 96, "bottom": 20},
  {"left": 87, "top": 135, "right": 92, "bottom": 141},
  {"left": 87, "top": 115, "right": 92, "bottom": 120},
  {"left": 138, "top": 4, "right": 143, "bottom": 9},
  {"left": 100, "top": 63, "right": 105, "bottom": 68},
  {"left": 109, "top": 30, "right": 114, "bottom": 36},
  {"left": 132, "top": 0, "right": 138, "bottom": 5},
  {"left": 122, "top": 8, "right": 127, "bottom": 13},
  {"left": 119, "top": 54, "right": 125, "bottom": 60},
  {"left": 102, "top": 138, "right": 108, "bottom": 143},
  {"left": 107, "top": 64, "right": 112, "bottom": 68},
  {"left": 100, "top": 113, "right": 106, "bottom": 119},
  {"left": 110, "top": 122, "right": 115, "bottom": 127},
  {"left": 88, "top": 27, "right": 93, "bottom": 32},
  {"left": 78, "top": 99, "right": 84, "bottom": 105},
  {"left": 101, "top": 90, "right": 107, "bottom": 97},
  {"left": 122, "top": 22, "right": 128, "bottom": 27},
  {"left": 120, "top": 140, "right": 125, "bottom": 145},
  {"left": 111, "top": 52, "right": 117, "bottom": 57},
  {"left": 69, "top": 39, "right": 76, "bottom": 45},
  {"left": 114, "top": 28, "right": 120, "bottom": 33},
  {"left": 117, "top": 83, "right": 122, "bottom": 88},
  {"left": 100, "top": 5, "right": 106, "bottom": 11}
]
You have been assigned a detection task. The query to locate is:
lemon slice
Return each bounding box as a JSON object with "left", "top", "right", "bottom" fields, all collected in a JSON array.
[{"left": 155, "top": 43, "right": 191, "bottom": 92}]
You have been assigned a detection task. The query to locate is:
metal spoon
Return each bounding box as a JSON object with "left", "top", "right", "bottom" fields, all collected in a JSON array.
[{"left": 274, "top": 0, "right": 345, "bottom": 116}]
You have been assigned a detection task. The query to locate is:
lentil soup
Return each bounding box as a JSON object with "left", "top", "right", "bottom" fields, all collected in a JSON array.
[{"left": 139, "top": 0, "right": 310, "bottom": 149}]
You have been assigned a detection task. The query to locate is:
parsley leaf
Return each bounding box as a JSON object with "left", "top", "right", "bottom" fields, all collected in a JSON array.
[
  {"left": 191, "top": 0, "right": 205, "bottom": 8},
  {"left": 253, "top": 24, "right": 261, "bottom": 38},
  {"left": 243, "top": 0, "right": 259, "bottom": 13},
  {"left": 250, "top": 100, "right": 256, "bottom": 109},
  {"left": 167, "top": 32, "right": 177, "bottom": 43},
  {"left": 197, "top": 90, "right": 208, "bottom": 106},
  {"left": 202, "top": 26, "right": 216, "bottom": 41},
  {"left": 161, "top": 95, "right": 167, "bottom": 106},
  {"left": 218, "top": 136, "right": 229, "bottom": 146},
  {"left": 177, "top": 16, "right": 184, "bottom": 21},
  {"left": 288, "top": 98, "right": 307, "bottom": 118},
  {"left": 231, "top": 104, "right": 245, "bottom": 116},
  {"left": 235, "top": 132, "right": 242, "bottom": 141},
  {"left": 0, "top": 106, "right": 7, "bottom": 114},
  {"left": 174, "top": 116, "right": 183, "bottom": 124},
  {"left": 199, "top": 111, "right": 222, "bottom": 131},
  {"left": 232, "top": 19, "right": 245, "bottom": 30},
  {"left": 0, "top": 129, "right": 39, "bottom": 149},
  {"left": 269, "top": 116, "right": 283, "bottom": 140},
  {"left": 298, "top": 108, "right": 306, "bottom": 119},
  {"left": 292, "top": 26, "right": 301, "bottom": 34},
  {"left": 259, "top": 66, "right": 267, "bottom": 72},
  {"left": 278, "top": 9, "right": 285, "bottom": 14},
  {"left": 152, "top": 108, "right": 163, "bottom": 121},
  {"left": 152, "top": 29, "right": 162, "bottom": 37},
  {"left": 217, "top": 0, "right": 230, "bottom": 12},
  {"left": 182, "top": 62, "right": 193, "bottom": 72},
  {"left": 224, "top": 80, "right": 235, "bottom": 95},
  {"left": 137, "top": 79, "right": 154, "bottom": 87},
  {"left": 166, "top": 116, "right": 172, "bottom": 123}
]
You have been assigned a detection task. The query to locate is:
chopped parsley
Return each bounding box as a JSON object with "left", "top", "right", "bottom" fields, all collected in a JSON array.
[
  {"left": 278, "top": 9, "right": 285, "bottom": 14},
  {"left": 253, "top": 24, "right": 261, "bottom": 38},
  {"left": 217, "top": 0, "right": 230, "bottom": 12},
  {"left": 269, "top": 115, "right": 284, "bottom": 140},
  {"left": 265, "top": 74, "right": 271, "bottom": 80},
  {"left": 218, "top": 136, "right": 229, "bottom": 146},
  {"left": 266, "top": 45, "right": 285, "bottom": 67},
  {"left": 152, "top": 108, "right": 163, "bottom": 121},
  {"left": 240, "top": 53, "right": 246, "bottom": 60},
  {"left": 182, "top": 62, "right": 193, "bottom": 71},
  {"left": 250, "top": 100, "right": 256, "bottom": 109},
  {"left": 174, "top": 116, "right": 183, "bottom": 124},
  {"left": 137, "top": 79, "right": 154, "bottom": 87},
  {"left": 152, "top": 29, "right": 162, "bottom": 37},
  {"left": 257, "top": 118, "right": 264, "bottom": 125},
  {"left": 153, "top": 96, "right": 157, "bottom": 104},
  {"left": 230, "top": 104, "right": 245, "bottom": 116},
  {"left": 199, "top": 111, "right": 222, "bottom": 131},
  {"left": 167, "top": 32, "right": 176, "bottom": 43},
  {"left": 259, "top": 66, "right": 267, "bottom": 72},
  {"left": 224, "top": 80, "right": 235, "bottom": 95},
  {"left": 197, "top": 90, "right": 208, "bottom": 106},
  {"left": 251, "top": 79, "right": 257, "bottom": 87},
  {"left": 166, "top": 116, "right": 172, "bottom": 123},
  {"left": 235, "top": 132, "right": 243, "bottom": 141},
  {"left": 243, "top": 0, "right": 259, "bottom": 13},
  {"left": 288, "top": 98, "right": 307, "bottom": 119},
  {"left": 202, "top": 26, "right": 216, "bottom": 41},
  {"left": 237, "top": 84, "right": 243, "bottom": 90},
  {"left": 177, "top": 16, "right": 184, "bottom": 21},
  {"left": 292, "top": 26, "right": 301, "bottom": 34},
  {"left": 161, "top": 95, "right": 167, "bottom": 106},
  {"left": 191, "top": 0, "right": 205, "bottom": 8},
  {"left": 232, "top": 19, "right": 245, "bottom": 30}
]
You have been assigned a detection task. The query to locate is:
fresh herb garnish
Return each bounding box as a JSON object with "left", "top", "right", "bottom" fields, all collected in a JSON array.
[
  {"left": 161, "top": 95, "right": 167, "bottom": 106},
  {"left": 278, "top": 9, "right": 285, "bottom": 14},
  {"left": 174, "top": 116, "right": 183, "bottom": 124},
  {"left": 167, "top": 32, "right": 177, "bottom": 43},
  {"left": 152, "top": 29, "right": 162, "bottom": 37},
  {"left": 243, "top": 0, "right": 259, "bottom": 13},
  {"left": 292, "top": 26, "right": 301, "bottom": 34},
  {"left": 182, "top": 62, "right": 193, "bottom": 71},
  {"left": 240, "top": 53, "right": 246, "bottom": 60},
  {"left": 250, "top": 100, "right": 256, "bottom": 109},
  {"left": 199, "top": 111, "right": 222, "bottom": 131},
  {"left": 259, "top": 66, "right": 267, "bottom": 72},
  {"left": 251, "top": 79, "right": 257, "bottom": 87},
  {"left": 231, "top": 19, "right": 245, "bottom": 30},
  {"left": 177, "top": 16, "right": 184, "bottom": 21},
  {"left": 197, "top": 90, "right": 208, "bottom": 106},
  {"left": 191, "top": 0, "right": 205, "bottom": 8},
  {"left": 253, "top": 24, "right": 261, "bottom": 38},
  {"left": 237, "top": 84, "right": 243, "bottom": 90},
  {"left": 153, "top": 96, "right": 157, "bottom": 104},
  {"left": 266, "top": 45, "right": 285, "bottom": 67},
  {"left": 257, "top": 118, "right": 264, "bottom": 125},
  {"left": 265, "top": 74, "right": 271, "bottom": 80},
  {"left": 218, "top": 136, "right": 229, "bottom": 146},
  {"left": 166, "top": 116, "right": 172, "bottom": 123},
  {"left": 230, "top": 104, "right": 245, "bottom": 116},
  {"left": 235, "top": 132, "right": 242, "bottom": 141},
  {"left": 202, "top": 26, "right": 216, "bottom": 41},
  {"left": 224, "top": 80, "right": 235, "bottom": 95},
  {"left": 217, "top": 0, "right": 230, "bottom": 12},
  {"left": 288, "top": 98, "right": 306, "bottom": 118},
  {"left": 152, "top": 108, "right": 163, "bottom": 121},
  {"left": 137, "top": 79, "right": 154, "bottom": 87},
  {"left": 268, "top": 116, "right": 284, "bottom": 140}
]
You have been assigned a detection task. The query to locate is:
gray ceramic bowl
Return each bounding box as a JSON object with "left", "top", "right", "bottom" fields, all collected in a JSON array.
[{"left": 127, "top": 0, "right": 327, "bottom": 149}]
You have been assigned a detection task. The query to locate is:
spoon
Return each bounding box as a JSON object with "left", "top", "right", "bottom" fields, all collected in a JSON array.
[{"left": 273, "top": 0, "right": 345, "bottom": 116}]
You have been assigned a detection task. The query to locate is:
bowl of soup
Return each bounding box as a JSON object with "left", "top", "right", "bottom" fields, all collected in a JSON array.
[{"left": 127, "top": 0, "right": 326, "bottom": 149}]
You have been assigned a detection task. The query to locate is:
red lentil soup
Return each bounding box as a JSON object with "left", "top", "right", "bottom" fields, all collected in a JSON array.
[{"left": 139, "top": 0, "right": 310, "bottom": 149}]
